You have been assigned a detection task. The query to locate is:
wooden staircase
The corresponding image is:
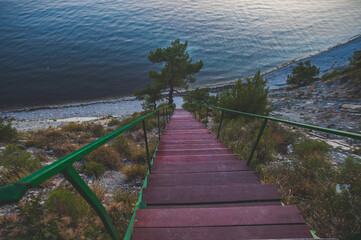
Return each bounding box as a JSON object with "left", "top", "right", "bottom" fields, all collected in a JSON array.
[{"left": 131, "top": 109, "right": 314, "bottom": 240}]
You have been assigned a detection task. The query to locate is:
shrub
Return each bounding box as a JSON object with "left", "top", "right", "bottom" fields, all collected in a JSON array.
[
  {"left": 83, "top": 161, "right": 105, "bottom": 178},
  {"left": 88, "top": 146, "right": 121, "bottom": 170},
  {"left": 129, "top": 145, "right": 146, "bottom": 163},
  {"left": 53, "top": 143, "right": 78, "bottom": 158},
  {"left": 108, "top": 118, "right": 122, "bottom": 127},
  {"left": 122, "top": 165, "right": 148, "bottom": 181},
  {"left": 0, "top": 144, "right": 42, "bottom": 185},
  {"left": 295, "top": 139, "right": 330, "bottom": 159},
  {"left": 112, "top": 135, "right": 131, "bottom": 157},
  {"left": 113, "top": 190, "right": 138, "bottom": 205},
  {"left": 25, "top": 128, "right": 67, "bottom": 149},
  {"left": 90, "top": 124, "right": 106, "bottom": 137},
  {"left": 17, "top": 194, "right": 62, "bottom": 239},
  {"left": 0, "top": 119, "right": 18, "bottom": 143},
  {"left": 89, "top": 182, "right": 107, "bottom": 203},
  {"left": 45, "top": 189, "right": 87, "bottom": 223},
  {"left": 61, "top": 122, "right": 86, "bottom": 132},
  {"left": 110, "top": 191, "right": 138, "bottom": 238},
  {"left": 182, "top": 88, "right": 218, "bottom": 109},
  {"left": 215, "top": 119, "right": 295, "bottom": 167},
  {"left": 287, "top": 60, "right": 320, "bottom": 87},
  {"left": 339, "top": 157, "right": 361, "bottom": 196},
  {"left": 218, "top": 70, "right": 269, "bottom": 118}
]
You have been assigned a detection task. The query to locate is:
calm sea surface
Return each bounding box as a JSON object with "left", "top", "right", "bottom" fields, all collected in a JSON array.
[{"left": 1, "top": 0, "right": 361, "bottom": 109}]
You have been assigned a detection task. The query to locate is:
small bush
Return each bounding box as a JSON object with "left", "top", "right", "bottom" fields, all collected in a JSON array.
[
  {"left": 182, "top": 87, "right": 218, "bottom": 111},
  {"left": 110, "top": 191, "right": 138, "bottom": 238},
  {"left": 83, "top": 161, "right": 105, "bottom": 178},
  {"left": 113, "top": 190, "right": 138, "bottom": 205},
  {"left": 53, "top": 143, "right": 78, "bottom": 158},
  {"left": 129, "top": 145, "right": 146, "bottom": 163},
  {"left": 0, "top": 119, "right": 18, "bottom": 143},
  {"left": 90, "top": 182, "right": 107, "bottom": 203},
  {"left": 339, "top": 157, "right": 361, "bottom": 196},
  {"left": 90, "top": 124, "right": 106, "bottom": 137},
  {"left": 112, "top": 135, "right": 131, "bottom": 157},
  {"left": 108, "top": 119, "right": 122, "bottom": 127},
  {"left": 61, "top": 122, "right": 86, "bottom": 132},
  {"left": 0, "top": 144, "right": 42, "bottom": 185},
  {"left": 287, "top": 60, "right": 320, "bottom": 87},
  {"left": 45, "top": 189, "right": 87, "bottom": 223},
  {"left": 122, "top": 165, "right": 148, "bottom": 181},
  {"left": 218, "top": 70, "right": 269, "bottom": 118},
  {"left": 88, "top": 146, "right": 121, "bottom": 170},
  {"left": 295, "top": 139, "right": 330, "bottom": 159},
  {"left": 25, "top": 128, "right": 67, "bottom": 149},
  {"left": 16, "top": 194, "right": 62, "bottom": 239}
]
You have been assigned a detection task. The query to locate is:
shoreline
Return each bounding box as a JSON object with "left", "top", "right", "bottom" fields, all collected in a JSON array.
[{"left": 1, "top": 35, "right": 360, "bottom": 126}]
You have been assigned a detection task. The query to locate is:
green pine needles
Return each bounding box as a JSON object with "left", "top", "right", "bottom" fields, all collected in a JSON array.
[
  {"left": 134, "top": 39, "right": 203, "bottom": 109},
  {"left": 287, "top": 60, "right": 320, "bottom": 87}
]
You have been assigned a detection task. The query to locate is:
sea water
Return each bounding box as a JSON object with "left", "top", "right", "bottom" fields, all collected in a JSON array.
[{"left": 1, "top": 0, "right": 361, "bottom": 109}]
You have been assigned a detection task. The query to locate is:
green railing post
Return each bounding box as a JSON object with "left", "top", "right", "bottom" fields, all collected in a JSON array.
[
  {"left": 157, "top": 110, "right": 161, "bottom": 141},
  {"left": 62, "top": 166, "right": 119, "bottom": 240},
  {"left": 217, "top": 110, "right": 224, "bottom": 139},
  {"left": 205, "top": 107, "right": 209, "bottom": 127},
  {"left": 198, "top": 104, "right": 201, "bottom": 120},
  {"left": 163, "top": 108, "right": 166, "bottom": 126},
  {"left": 247, "top": 119, "right": 268, "bottom": 165},
  {"left": 142, "top": 119, "right": 151, "bottom": 171}
]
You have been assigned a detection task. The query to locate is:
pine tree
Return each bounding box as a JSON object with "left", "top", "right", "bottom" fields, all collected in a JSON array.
[{"left": 135, "top": 39, "right": 203, "bottom": 106}]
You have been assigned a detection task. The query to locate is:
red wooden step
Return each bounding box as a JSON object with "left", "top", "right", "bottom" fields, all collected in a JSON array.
[
  {"left": 156, "top": 149, "right": 231, "bottom": 156},
  {"left": 134, "top": 206, "right": 306, "bottom": 228},
  {"left": 147, "top": 201, "right": 282, "bottom": 209},
  {"left": 159, "top": 140, "right": 220, "bottom": 145},
  {"left": 164, "top": 129, "right": 211, "bottom": 134},
  {"left": 142, "top": 184, "right": 280, "bottom": 205},
  {"left": 147, "top": 171, "right": 260, "bottom": 187},
  {"left": 151, "top": 161, "right": 249, "bottom": 174},
  {"left": 161, "top": 134, "right": 217, "bottom": 140},
  {"left": 154, "top": 154, "right": 240, "bottom": 164},
  {"left": 157, "top": 143, "right": 224, "bottom": 150},
  {"left": 132, "top": 225, "right": 313, "bottom": 240}
]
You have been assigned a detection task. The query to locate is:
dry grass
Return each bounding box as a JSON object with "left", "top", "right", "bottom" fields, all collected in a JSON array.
[
  {"left": 122, "top": 165, "right": 148, "bottom": 182},
  {"left": 88, "top": 146, "right": 122, "bottom": 170}
]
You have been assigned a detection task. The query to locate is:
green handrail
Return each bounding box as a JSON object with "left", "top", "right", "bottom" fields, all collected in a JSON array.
[
  {"left": 0, "top": 103, "right": 175, "bottom": 240},
  {"left": 194, "top": 104, "right": 361, "bottom": 165}
]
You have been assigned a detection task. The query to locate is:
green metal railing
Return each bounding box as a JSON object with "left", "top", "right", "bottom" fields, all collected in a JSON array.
[
  {"left": 0, "top": 104, "right": 174, "bottom": 240},
  {"left": 193, "top": 104, "right": 361, "bottom": 165}
]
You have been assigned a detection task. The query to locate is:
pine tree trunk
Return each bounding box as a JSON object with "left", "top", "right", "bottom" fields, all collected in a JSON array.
[{"left": 169, "top": 84, "right": 174, "bottom": 104}]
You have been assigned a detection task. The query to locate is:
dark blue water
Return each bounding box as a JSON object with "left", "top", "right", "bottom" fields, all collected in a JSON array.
[{"left": 1, "top": 0, "right": 361, "bottom": 109}]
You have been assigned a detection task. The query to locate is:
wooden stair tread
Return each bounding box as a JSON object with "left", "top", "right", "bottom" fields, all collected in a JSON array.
[
  {"left": 132, "top": 225, "right": 313, "bottom": 240},
  {"left": 134, "top": 206, "right": 306, "bottom": 228},
  {"left": 143, "top": 184, "right": 280, "bottom": 205},
  {"left": 151, "top": 161, "right": 249, "bottom": 174},
  {"left": 147, "top": 171, "right": 260, "bottom": 187}
]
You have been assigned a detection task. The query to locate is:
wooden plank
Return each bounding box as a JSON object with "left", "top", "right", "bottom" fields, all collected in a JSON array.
[
  {"left": 164, "top": 129, "right": 211, "bottom": 134},
  {"left": 154, "top": 154, "right": 240, "bottom": 164},
  {"left": 147, "top": 201, "right": 282, "bottom": 209},
  {"left": 147, "top": 171, "right": 260, "bottom": 187},
  {"left": 161, "top": 134, "right": 217, "bottom": 140},
  {"left": 143, "top": 184, "right": 280, "bottom": 205},
  {"left": 157, "top": 143, "right": 224, "bottom": 150},
  {"left": 132, "top": 225, "right": 313, "bottom": 240},
  {"left": 134, "top": 206, "right": 306, "bottom": 228},
  {"left": 156, "top": 148, "right": 231, "bottom": 156},
  {"left": 159, "top": 140, "right": 220, "bottom": 145},
  {"left": 151, "top": 161, "right": 249, "bottom": 174}
]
